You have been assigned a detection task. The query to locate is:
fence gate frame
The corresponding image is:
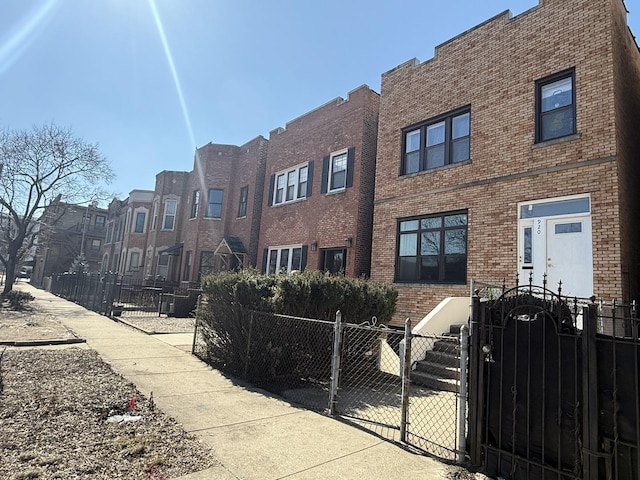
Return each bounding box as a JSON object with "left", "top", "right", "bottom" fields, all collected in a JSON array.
[
  {"left": 468, "top": 282, "right": 585, "bottom": 479},
  {"left": 468, "top": 280, "right": 640, "bottom": 480}
]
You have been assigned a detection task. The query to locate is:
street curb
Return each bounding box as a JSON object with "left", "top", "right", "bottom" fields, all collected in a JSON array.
[{"left": 0, "top": 337, "right": 87, "bottom": 347}]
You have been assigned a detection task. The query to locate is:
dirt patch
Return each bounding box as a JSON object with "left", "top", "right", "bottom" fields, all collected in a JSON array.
[
  {"left": 0, "top": 306, "right": 77, "bottom": 343},
  {"left": 0, "top": 348, "right": 216, "bottom": 479},
  {"left": 118, "top": 315, "right": 195, "bottom": 334}
]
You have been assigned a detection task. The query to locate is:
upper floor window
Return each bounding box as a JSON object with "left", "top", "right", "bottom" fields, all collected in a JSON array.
[
  {"left": 536, "top": 69, "right": 575, "bottom": 143},
  {"left": 206, "top": 189, "right": 223, "bottom": 218},
  {"left": 151, "top": 200, "right": 159, "bottom": 230},
  {"left": 329, "top": 151, "right": 347, "bottom": 192},
  {"left": 134, "top": 212, "right": 145, "bottom": 233},
  {"left": 106, "top": 222, "right": 114, "bottom": 243},
  {"left": 237, "top": 186, "right": 248, "bottom": 218},
  {"left": 191, "top": 191, "right": 200, "bottom": 219},
  {"left": 95, "top": 215, "right": 106, "bottom": 227},
  {"left": 271, "top": 164, "right": 310, "bottom": 206},
  {"left": 163, "top": 200, "right": 177, "bottom": 230},
  {"left": 402, "top": 109, "right": 470, "bottom": 175},
  {"left": 396, "top": 211, "right": 468, "bottom": 284},
  {"left": 321, "top": 148, "right": 355, "bottom": 193}
]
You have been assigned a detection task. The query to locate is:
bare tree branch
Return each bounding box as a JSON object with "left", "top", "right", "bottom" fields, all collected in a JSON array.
[{"left": 0, "top": 124, "right": 114, "bottom": 293}]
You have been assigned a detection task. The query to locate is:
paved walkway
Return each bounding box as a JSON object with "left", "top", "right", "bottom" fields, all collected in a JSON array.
[{"left": 17, "top": 284, "right": 449, "bottom": 480}]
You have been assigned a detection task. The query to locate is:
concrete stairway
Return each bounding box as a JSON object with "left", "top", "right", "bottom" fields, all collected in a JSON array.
[{"left": 410, "top": 324, "right": 463, "bottom": 393}]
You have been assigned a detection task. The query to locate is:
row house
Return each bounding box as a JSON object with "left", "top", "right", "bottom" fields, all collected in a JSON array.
[
  {"left": 370, "top": 0, "right": 640, "bottom": 325},
  {"left": 102, "top": 138, "right": 268, "bottom": 286},
  {"left": 102, "top": 86, "right": 379, "bottom": 287},
  {"left": 259, "top": 85, "right": 379, "bottom": 277},
  {"left": 98, "top": 0, "right": 640, "bottom": 329}
]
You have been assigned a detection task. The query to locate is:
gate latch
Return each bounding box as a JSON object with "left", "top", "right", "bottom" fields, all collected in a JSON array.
[{"left": 482, "top": 344, "right": 495, "bottom": 363}]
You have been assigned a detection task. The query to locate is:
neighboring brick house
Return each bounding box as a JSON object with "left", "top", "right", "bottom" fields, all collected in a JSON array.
[
  {"left": 102, "top": 190, "right": 154, "bottom": 280},
  {"left": 370, "top": 0, "right": 640, "bottom": 325},
  {"left": 142, "top": 171, "right": 190, "bottom": 283},
  {"left": 258, "top": 85, "right": 379, "bottom": 277},
  {"left": 32, "top": 198, "right": 107, "bottom": 285},
  {"left": 180, "top": 136, "right": 268, "bottom": 284}
]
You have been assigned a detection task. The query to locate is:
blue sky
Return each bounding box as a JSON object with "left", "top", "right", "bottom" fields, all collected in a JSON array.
[{"left": 1, "top": 0, "right": 639, "bottom": 203}]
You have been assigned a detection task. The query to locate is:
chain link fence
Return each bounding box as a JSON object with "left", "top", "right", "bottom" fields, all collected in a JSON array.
[
  {"left": 193, "top": 302, "right": 468, "bottom": 461},
  {"left": 335, "top": 322, "right": 405, "bottom": 441}
]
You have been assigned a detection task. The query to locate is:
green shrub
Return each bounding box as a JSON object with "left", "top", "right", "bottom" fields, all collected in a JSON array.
[
  {"left": 197, "top": 270, "right": 397, "bottom": 381},
  {"left": 2, "top": 290, "right": 35, "bottom": 310}
]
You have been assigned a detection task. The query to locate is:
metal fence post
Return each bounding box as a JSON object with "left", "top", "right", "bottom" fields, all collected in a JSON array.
[
  {"left": 582, "top": 304, "right": 600, "bottom": 480},
  {"left": 191, "top": 294, "right": 202, "bottom": 355},
  {"left": 400, "top": 318, "right": 412, "bottom": 442},
  {"left": 457, "top": 324, "right": 469, "bottom": 464},
  {"left": 467, "top": 291, "right": 482, "bottom": 466},
  {"left": 329, "top": 310, "right": 343, "bottom": 415}
]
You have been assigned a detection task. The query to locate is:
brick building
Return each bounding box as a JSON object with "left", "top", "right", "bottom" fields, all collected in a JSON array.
[
  {"left": 32, "top": 198, "right": 107, "bottom": 285},
  {"left": 258, "top": 85, "right": 379, "bottom": 277},
  {"left": 370, "top": 0, "right": 640, "bottom": 325},
  {"left": 180, "top": 136, "right": 268, "bottom": 283}
]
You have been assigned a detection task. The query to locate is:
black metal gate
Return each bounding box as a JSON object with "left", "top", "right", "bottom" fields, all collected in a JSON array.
[{"left": 468, "top": 281, "right": 640, "bottom": 480}]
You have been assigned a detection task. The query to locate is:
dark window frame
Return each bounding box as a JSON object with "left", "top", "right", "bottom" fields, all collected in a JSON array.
[
  {"left": 401, "top": 106, "right": 470, "bottom": 176},
  {"left": 321, "top": 248, "right": 347, "bottom": 275},
  {"left": 535, "top": 68, "right": 576, "bottom": 143},
  {"left": 134, "top": 212, "right": 145, "bottom": 233},
  {"left": 199, "top": 251, "right": 215, "bottom": 279},
  {"left": 183, "top": 250, "right": 192, "bottom": 281},
  {"left": 191, "top": 190, "right": 200, "bottom": 219},
  {"left": 205, "top": 189, "right": 223, "bottom": 219},
  {"left": 237, "top": 186, "right": 248, "bottom": 218},
  {"left": 395, "top": 210, "right": 468, "bottom": 284}
]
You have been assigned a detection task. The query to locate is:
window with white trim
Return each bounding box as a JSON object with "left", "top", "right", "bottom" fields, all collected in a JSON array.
[
  {"left": 329, "top": 151, "right": 347, "bottom": 192},
  {"left": 266, "top": 246, "right": 303, "bottom": 274},
  {"left": 163, "top": 200, "right": 177, "bottom": 230},
  {"left": 129, "top": 251, "right": 141, "bottom": 271},
  {"left": 151, "top": 200, "right": 159, "bottom": 230},
  {"left": 273, "top": 165, "right": 309, "bottom": 206},
  {"left": 157, "top": 254, "right": 169, "bottom": 279}
]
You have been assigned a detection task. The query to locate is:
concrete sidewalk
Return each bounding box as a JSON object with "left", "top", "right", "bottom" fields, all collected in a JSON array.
[{"left": 18, "top": 284, "right": 448, "bottom": 480}]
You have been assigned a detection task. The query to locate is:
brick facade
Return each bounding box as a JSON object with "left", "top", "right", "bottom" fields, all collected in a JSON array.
[
  {"left": 371, "top": 0, "right": 640, "bottom": 326},
  {"left": 258, "top": 85, "right": 379, "bottom": 277},
  {"left": 180, "top": 136, "right": 268, "bottom": 283}
]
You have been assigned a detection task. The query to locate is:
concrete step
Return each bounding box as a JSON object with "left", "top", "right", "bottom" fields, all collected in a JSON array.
[
  {"left": 410, "top": 370, "right": 458, "bottom": 393},
  {"left": 414, "top": 360, "right": 460, "bottom": 380},
  {"left": 420, "top": 349, "right": 459, "bottom": 367}
]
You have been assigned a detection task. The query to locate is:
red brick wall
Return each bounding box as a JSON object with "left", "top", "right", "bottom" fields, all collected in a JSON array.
[
  {"left": 258, "top": 85, "right": 379, "bottom": 277},
  {"left": 372, "top": 0, "right": 630, "bottom": 326},
  {"left": 179, "top": 137, "right": 267, "bottom": 281}
]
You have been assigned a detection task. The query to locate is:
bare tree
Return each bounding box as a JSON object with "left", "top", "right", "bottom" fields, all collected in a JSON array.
[{"left": 0, "top": 124, "right": 114, "bottom": 294}]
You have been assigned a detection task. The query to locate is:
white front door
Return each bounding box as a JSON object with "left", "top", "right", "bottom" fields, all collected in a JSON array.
[
  {"left": 545, "top": 216, "right": 593, "bottom": 298},
  {"left": 518, "top": 196, "right": 593, "bottom": 298}
]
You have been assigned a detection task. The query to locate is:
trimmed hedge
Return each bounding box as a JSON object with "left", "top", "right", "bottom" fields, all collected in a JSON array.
[
  {"left": 196, "top": 270, "right": 397, "bottom": 381},
  {"left": 200, "top": 269, "right": 397, "bottom": 324}
]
